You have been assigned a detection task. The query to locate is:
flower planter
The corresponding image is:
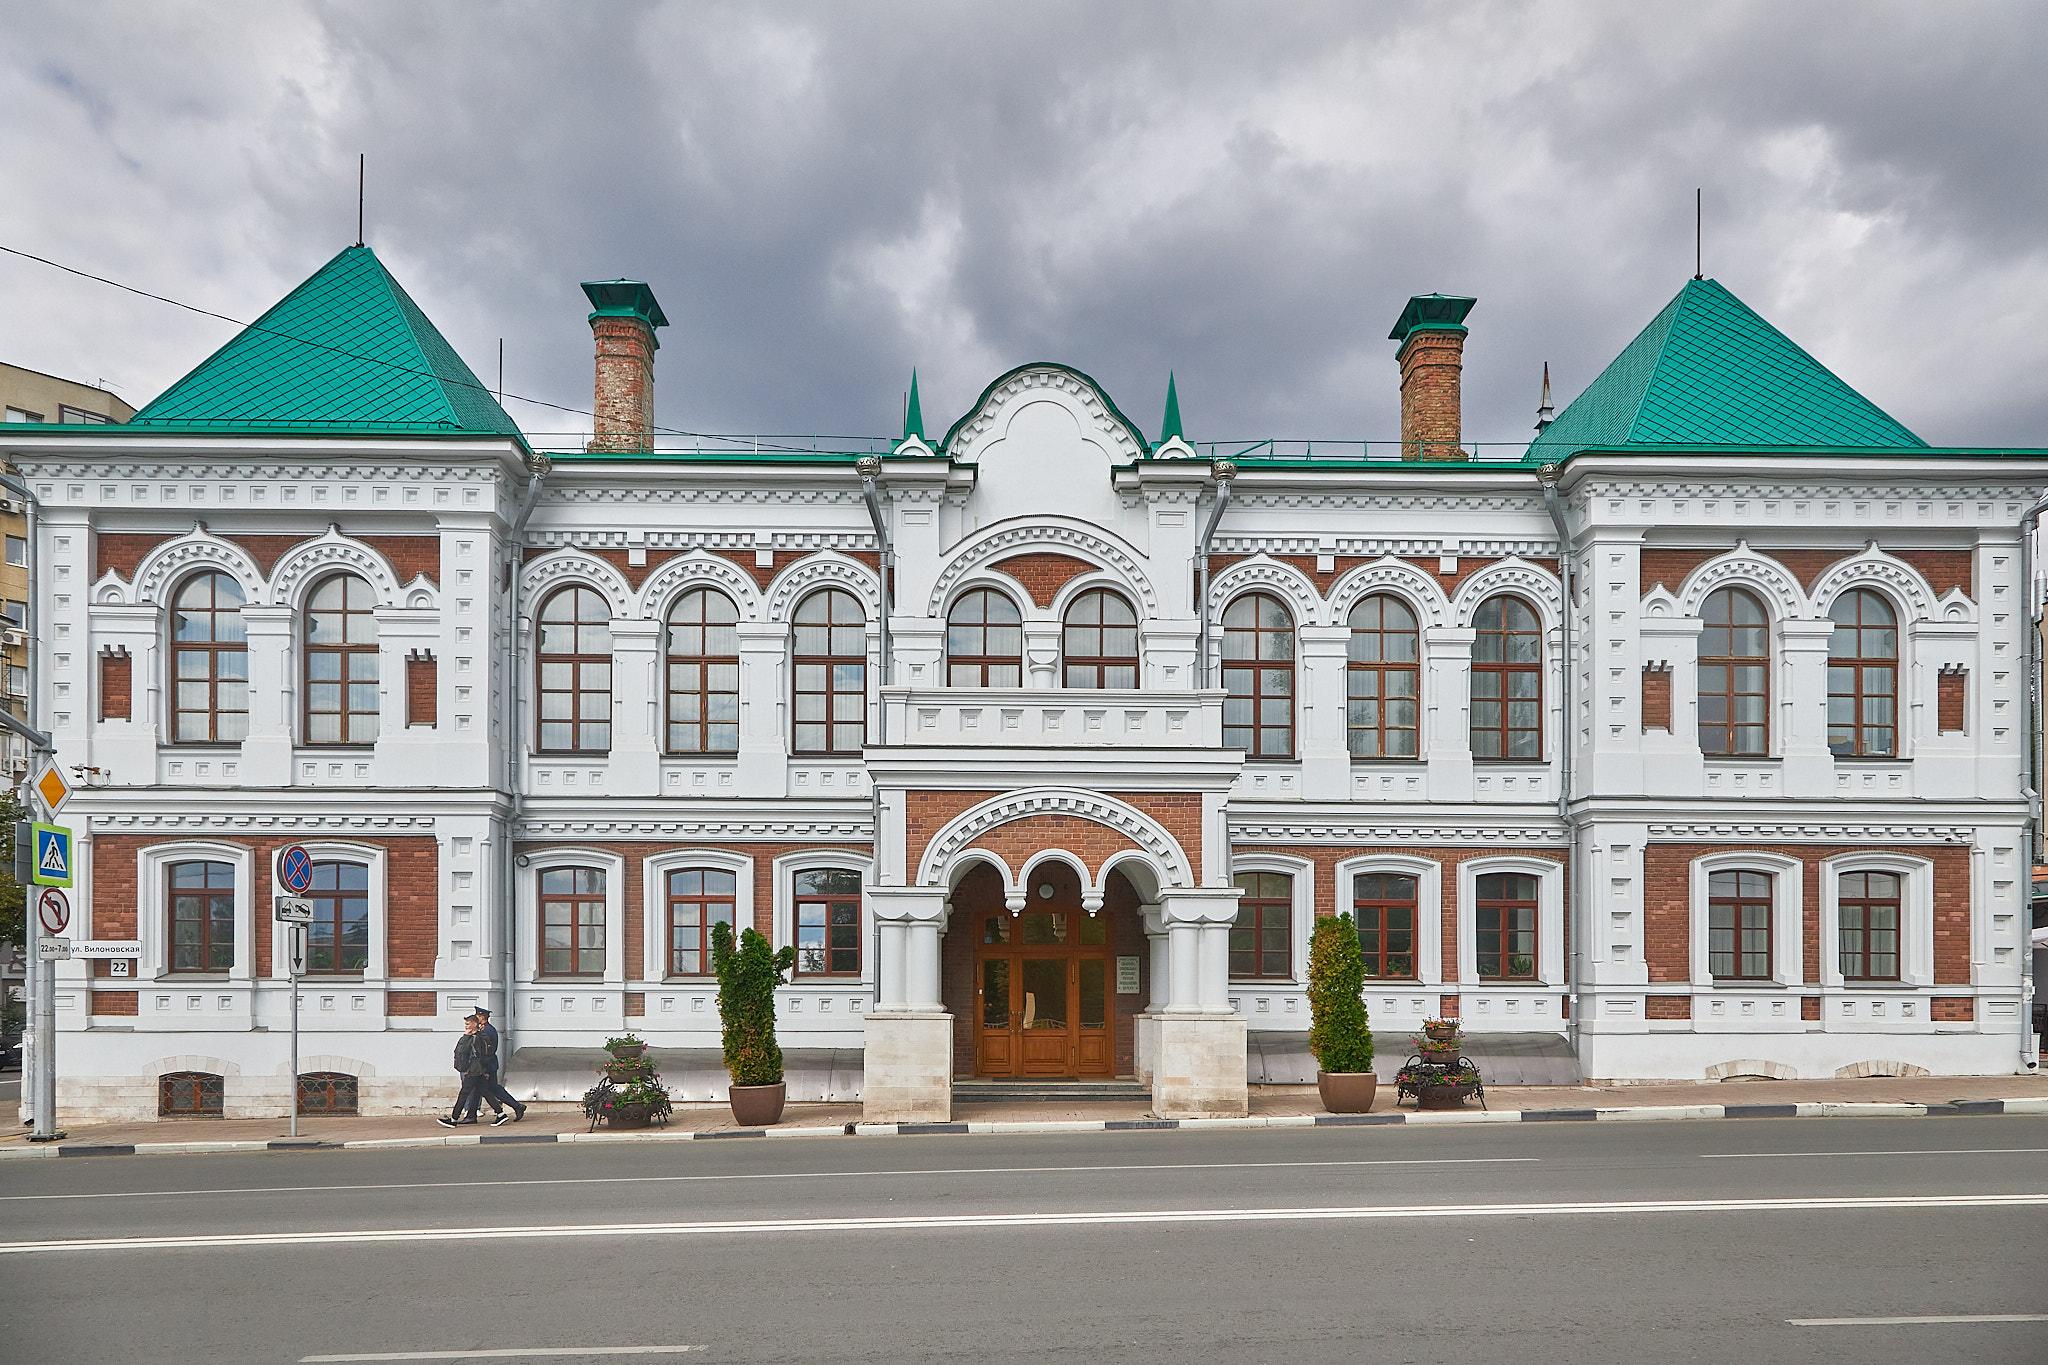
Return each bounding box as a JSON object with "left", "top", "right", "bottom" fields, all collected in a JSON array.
[
  {"left": 600, "top": 1102, "right": 653, "bottom": 1129},
  {"left": 1422, "top": 1021, "right": 1459, "bottom": 1043},
  {"left": 1416, "top": 1082, "right": 1477, "bottom": 1111},
  {"left": 728, "top": 1081, "right": 787, "bottom": 1127},
  {"left": 601, "top": 1059, "right": 647, "bottom": 1083},
  {"left": 1317, "top": 1071, "right": 1378, "bottom": 1114},
  {"left": 1417, "top": 1041, "right": 1460, "bottom": 1064},
  {"left": 605, "top": 1041, "right": 647, "bottom": 1062}
]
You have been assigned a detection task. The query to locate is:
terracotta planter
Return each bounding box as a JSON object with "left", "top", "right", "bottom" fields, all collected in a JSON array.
[
  {"left": 606, "top": 1041, "right": 647, "bottom": 1061},
  {"left": 602, "top": 1059, "right": 648, "bottom": 1082},
  {"left": 1417, "top": 1041, "right": 1460, "bottom": 1064},
  {"left": 1416, "top": 1082, "right": 1477, "bottom": 1111},
  {"left": 1316, "top": 1071, "right": 1379, "bottom": 1114},
  {"left": 1422, "top": 1022, "right": 1459, "bottom": 1043},
  {"left": 728, "top": 1081, "right": 787, "bottom": 1127}
]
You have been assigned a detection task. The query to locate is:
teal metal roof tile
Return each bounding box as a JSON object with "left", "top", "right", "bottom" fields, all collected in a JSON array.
[
  {"left": 130, "top": 245, "right": 522, "bottom": 437},
  {"left": 1530, "top": 278, "right": 1923, "bottom": 455}
]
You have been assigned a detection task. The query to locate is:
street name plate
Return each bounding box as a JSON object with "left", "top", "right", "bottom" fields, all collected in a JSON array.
[{"left": 72, "top": 941, "right": 142, "bottom": 959}]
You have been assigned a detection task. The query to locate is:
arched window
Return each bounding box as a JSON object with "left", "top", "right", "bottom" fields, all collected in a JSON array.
[
  {"left": 306, "top": 861, "right": 370, "bottom": 976},
  {"left": 170, "top": 570, "right": 249, "bottom": 744},
  {"left": 665, "top": 588, "right": 739, "bottom": 754},
  {"left": 1828, "top": 589, "right": 1897, "bottom": 758},
  {"left": 1475, "top": 871, "right": 1539, "bottom": 981},
  {"left": 666, "top": 866, "right": 737, "bottom": 976},
  {"left": 1707, "top": 869, "right": 1772, "bottom": 980},
  {"left": 1698, "top": 587, "right": 1769, "bottom": 757},
  {"left": 296, "top": 1072, "right": 359, "bottom": 1116},
  {"left": 539, "top": 866, "right": 606, "bottom": 977},
  {"left": 1222, "top": 592, "right": 1295, "bottom": 757},
  {"left": 167, "top": 858, "right": 235, "bottom": 974},
  {"left": 1838, "top": 870, "right": 1902, "bottom": 981},
  {"left": 946, "top": 588, "right": 1023, "bottom": 687},
  {"left": 536, "top": 586, "right": 612, "bottom": 753},
  {"left": 792, "top": 588, "right": 866, "bottom": 754},
  {"left": 1471, "top": 595, "right": 1542, "bottom": 761},
  {"left": 304, "top": 573, "right": 379, "bottom": 746},
  {"left": 1230, "top": 872, "right": 1292, "bottom": 979},
  {"left": 1346, "top": 594, "right": 1420, "bottom": 758},
  {"left": 1062, "top": 588, "right": 1139, "bottom": 688},
  {"left": 158, "top": 1071, "right": 224, "bottom": 1117},
  {"left": 1353, "top": 872, "right": 1419, "bottom": 979}
]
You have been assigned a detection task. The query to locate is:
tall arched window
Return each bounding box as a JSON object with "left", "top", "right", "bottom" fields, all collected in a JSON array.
[
  {"left": 1470, "top": 595, "right": 1542, "bottom": 761},
  {"left": 1346, "top": 594, "right": 1420, "bottom": 758},
  {"left": 304, "top": 573, "right": 379, "bottom": 746},
  {"left": 1698, "top": 587, "right": 1769, "bottom": 757},
  {"left": 665, "top": 588, "right": 739, "bottom": 754},
  {"left": 170, "top": 571, "right": 249, "bottom": 744},
  {"left": 1222, "top": 592, "right": 1294, "bottom": 757},
  {"left": 946, "top": 588, "right": 1023, "bottom": 687},
  {"left": 1828, "top": 589, "right": 1897, "bottom": 758},
  {"left": 792, "top": 588, "right": 866, "bottom": 754},
  {"left": 536, "top": 586, "right": 612, "bottom": 753},
  {"left": 1062, "top": 588, "right": 1139, "bottom": 688}
]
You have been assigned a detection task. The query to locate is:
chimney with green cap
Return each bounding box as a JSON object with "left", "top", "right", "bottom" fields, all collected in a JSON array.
[
  {"left": 1388, "top": 293, "right": 1475, "bottom": 461},
  {"left": 583, "top": 279, "right": 668, "bottom": 453}
]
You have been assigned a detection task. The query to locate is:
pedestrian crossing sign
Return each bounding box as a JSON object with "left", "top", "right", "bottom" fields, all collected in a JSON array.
[{"left": 31, "top": 823, "right": 72, "bottom": 888}]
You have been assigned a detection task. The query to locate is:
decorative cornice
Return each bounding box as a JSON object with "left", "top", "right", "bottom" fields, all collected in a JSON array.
[
  {"left": 947, "top": 368, "right": 1144, "bottom": 465},
  {"left": 91, "top": 812, "right": 439, "bottom": 831},
  {"left": 1230, "top": 823, "right": 1568, "bottom": 845},
  {"left": 517, "top": 820, "right": 873, "bottom": 840},
  {"left": 1643, "top": 822, "right": 1973, "bottom": 842},
  {"left": 919, "top": 787, "right": 1192, "bottom": 888},
  {"left": 928, "top": 520, "right": 1159, "bottom": 615}
]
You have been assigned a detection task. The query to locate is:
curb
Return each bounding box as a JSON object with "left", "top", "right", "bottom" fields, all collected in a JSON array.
[{"left": 2, "top": 1095, "right": 2042, "bottom": 1161}]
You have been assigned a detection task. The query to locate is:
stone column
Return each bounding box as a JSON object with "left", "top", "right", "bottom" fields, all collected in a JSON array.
[
  {"left": 606, "top": 618, "right": 662, "bottom": 796},
  {"left": 1780, "top": 618, "right": 1837, "bottom": 794},
  {"left": 239, "top": 604, "right": 294, "bottom": 784},
  {"left": 734, "top": 622, "right": 788, "bottom": 793},
  {"left": 1297, "top": 625, "right": 1351, "bottom": 800},
  {"left": 1134, "top": 905, "right": 1167, "bottom": 1083},
  {"left": 1150, "top": 888, "right": 1247, "bottom": 1118},
  {"left": 1423, "top": 626, "right": 1475, "bottom": 800},
  {"left": 862, "top": 887, "right": 953, "bottom": 1122}
]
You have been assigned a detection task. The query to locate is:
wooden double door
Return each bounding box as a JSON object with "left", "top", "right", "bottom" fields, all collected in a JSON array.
[{"left": 972, "top": 901, "right": 1115, "bottom": 1078}]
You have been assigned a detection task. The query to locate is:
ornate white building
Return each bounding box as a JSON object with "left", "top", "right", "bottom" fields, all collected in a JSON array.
[{"left": 8, "top": 246, "right": 2042, "bottom": 1121}]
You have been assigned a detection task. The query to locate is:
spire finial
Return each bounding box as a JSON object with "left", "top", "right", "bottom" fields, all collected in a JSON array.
[
  {"left": 1159, "top": 371, "right": 1183, "bottom": 446},
  {"left": 903, "top": 368, "right": 925, "bottom": 442},
  {"left": 1534, "top": 361, "right": 1556, "bottom": 433}
]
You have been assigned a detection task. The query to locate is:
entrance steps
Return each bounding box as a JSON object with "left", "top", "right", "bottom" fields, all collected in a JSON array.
[{"left": 953, "top": 1079, "right": 1150, "bottom": 1104}]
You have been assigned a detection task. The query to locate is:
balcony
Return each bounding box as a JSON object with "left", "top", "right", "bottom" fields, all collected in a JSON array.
[{"left": 876, "top": 686, "right": 1225, "bottom": 750}]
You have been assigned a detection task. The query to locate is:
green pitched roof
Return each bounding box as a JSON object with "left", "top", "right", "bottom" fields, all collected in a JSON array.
[
  {"left": 1530, "top": 277, "right": 1923, "bottom": 455},
  {"left": 131, "top": 245, "right": 521, "bottom": 437}
]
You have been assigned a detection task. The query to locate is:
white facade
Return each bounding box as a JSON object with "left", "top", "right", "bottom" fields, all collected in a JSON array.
[{"left": 10, "top": 307, "right": 2045, "bottom": 1123}]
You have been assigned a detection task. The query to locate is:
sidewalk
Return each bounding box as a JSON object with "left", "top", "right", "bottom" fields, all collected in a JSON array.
[{"left": 5, "top": 1073, "right": 2046, "bottom": 1158}]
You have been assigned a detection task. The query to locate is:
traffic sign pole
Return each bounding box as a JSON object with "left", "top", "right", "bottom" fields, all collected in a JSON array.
[
  {"left": 276, "top": 846, "right": 314, "bottom": 1140},
  {"left": 287, "top": 923, "right": 307, "bottom": 1139}
]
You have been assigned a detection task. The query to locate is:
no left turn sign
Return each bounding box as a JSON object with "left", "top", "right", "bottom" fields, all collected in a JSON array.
[{"left": 37, "top": 887, "right": 70, "bottom": 937}]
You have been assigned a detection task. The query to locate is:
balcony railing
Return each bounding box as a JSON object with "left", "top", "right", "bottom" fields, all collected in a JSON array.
[{"left": 877, "top": 686, "right": 1224, "bottom": 750}]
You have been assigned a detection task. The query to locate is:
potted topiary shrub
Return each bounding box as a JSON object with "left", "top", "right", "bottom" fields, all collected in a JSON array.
[
  {"left": 711, "top": 919, "right": 797, "bottom": 1126},
  {"left": 1307, "top": 912, "right": 1376, "bottom": 1113}
]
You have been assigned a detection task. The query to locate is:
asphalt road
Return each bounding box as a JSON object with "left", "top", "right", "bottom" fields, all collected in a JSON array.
[{"left": 2, "top": 1116, "right": 2044, "bottom": 1364}]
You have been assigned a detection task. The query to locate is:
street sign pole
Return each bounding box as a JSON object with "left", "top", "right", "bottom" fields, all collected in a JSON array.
[
  {"left": 28, "top": 904, "right": 62, "bottom": 1142},
  {"left": 288, "top": 923, "right": 306, "bottom": 1138},
  {"left": 275, "top": 847, "right": 315, "bottom": 1139}
]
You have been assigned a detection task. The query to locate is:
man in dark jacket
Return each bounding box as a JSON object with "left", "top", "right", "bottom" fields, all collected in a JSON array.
[
  {"left": 436, "top": 1015, "right": 493, "bottom": 1128},
  {"left": 467, "top": 1005, "right": 526, "bottom": 1126}
]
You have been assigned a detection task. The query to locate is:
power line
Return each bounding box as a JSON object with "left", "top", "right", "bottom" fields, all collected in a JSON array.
[{"left": 0, "top": 241, "right": 868, "bottom": 453}]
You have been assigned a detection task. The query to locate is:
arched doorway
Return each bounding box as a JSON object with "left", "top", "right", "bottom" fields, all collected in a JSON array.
[{"left": 967, "top": 862, "right": 1116, "bottom": 1077}]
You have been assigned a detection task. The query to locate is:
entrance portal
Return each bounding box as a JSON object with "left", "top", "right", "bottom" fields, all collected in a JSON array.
[{"left": 970, "top": 868, "right": 1115, "bottom": 1078}]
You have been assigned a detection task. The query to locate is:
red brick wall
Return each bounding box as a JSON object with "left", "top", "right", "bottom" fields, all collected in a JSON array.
[
  {"left": 95, "top": 533, "right": 171, "bottom": 580},
  {"left": 1232, "top": 844, "right": 1568, "bottom": 986},
  {"left": 387, "top": 990, "right": 437, "bottom": 1017},
  {"left": 1641, "top": 843, "right": 1971, "bottom": 985},
  {"left": 1801, "top": 996, "right": 1821, "bottom": 1021},
  {"left": 589, "top": 315, "right": 656, "bottom": 453},
  {"left": 907, "top": 790, "right": 1203, "bottom": 883},
  {"left": 1205, "top": 553, "right": 1555, "bottom": 599},
  {"left": 89, "top": 834, "right": 440, "bottom": 980},
  {"left": 1646, "top": 995, "right": 1691, "bottom": 1020},
  {"left": 990, "top": 553, "right": 1098, "bottom": 608},
  {"left": 91, "top": 991, "right": 139, "bottom": 1016},
  {"left": 1931, "top": 996, "right": 1975, "bottom": 1021},
  {"left": 406, "top": 653, "right": 438, "bottom": 727},
  {"left": 1639, "top": 546, "right": 1972, "bottom": 599},
  {"left": 99, "top": 650, "right": 132, "bottom": 721},
  {"left": 514, "top": 840, "right": 870, "bottom": 979},
  {"left": 92, "top": 531, "right": 439, "bottom": 585},
  {"left": 1397, "top": 329, "right": 1465, "bottom": 461},
  {"left": 1641, "top": 666, "right": 1672, "bottom": 732},
  {"left": 1937, "top": 669, "right": 1967, "bottom": 734}
]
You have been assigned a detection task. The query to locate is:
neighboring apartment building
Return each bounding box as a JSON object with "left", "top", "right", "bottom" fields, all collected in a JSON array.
[
  {"left": 4, "top": 244, "right": 2043, "bottom": 1123},
  {"left": 1, "top": 362, "right": 132, "bottom": 780}
]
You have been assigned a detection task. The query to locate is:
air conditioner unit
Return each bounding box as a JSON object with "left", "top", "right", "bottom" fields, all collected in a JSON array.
[{"left": 0, "top": 629, "right": 23, "bottom": 649}]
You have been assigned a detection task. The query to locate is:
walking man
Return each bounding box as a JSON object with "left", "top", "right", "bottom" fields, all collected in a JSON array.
[
  {"left": 470, "top": 1005, "right": 527, "bottom": 1126},
  {"left": 436, "top": 1015, "right": 492, "bottom": 1128}
]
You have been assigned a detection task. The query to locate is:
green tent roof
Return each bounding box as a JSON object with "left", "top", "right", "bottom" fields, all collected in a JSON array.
[
  {"left": 130, "top": 245, "right": 521, "bottom": 437},
  {"left": 1529, "top": 277, "right": 1923, "bottom": 455}
]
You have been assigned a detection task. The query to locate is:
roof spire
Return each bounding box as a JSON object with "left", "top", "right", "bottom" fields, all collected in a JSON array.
[
  {"left": 903, "top": 368, "right": 924, "bottom": 441},
  {"left": 1534, "top": 361, "right": 1555, "bottom": 432},
  {"left": 1159, "top": 371, "right": 1183, "bottom": 445}
]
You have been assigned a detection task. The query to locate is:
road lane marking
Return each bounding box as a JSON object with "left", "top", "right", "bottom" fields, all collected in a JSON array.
[
  {"left": 1703, "top": 1148, "right": 2048, "bottom": 1160},
  {"left": 1789, "top": 1313, "right": 2048, "bottom": 1327},
  {"left": 303, "top": 1349, "right": 706, "bottom": 1362},
  {"left": 0, "top": 1155, "right": 1538, "bottom": 1204},
  {"left": 4, "top": 1192, "right": 2043, "bottom": 1256}
]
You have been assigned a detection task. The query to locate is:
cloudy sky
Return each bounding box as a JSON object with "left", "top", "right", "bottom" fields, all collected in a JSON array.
[{"left": 3, "top": 1, "right": 2044, "bottom": 451}]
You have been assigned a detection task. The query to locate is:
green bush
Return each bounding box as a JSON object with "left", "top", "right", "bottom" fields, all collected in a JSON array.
[
  {"left": 711, "top": 920, "right": 797, "bottom": 1087},
  {"left": 1307, "top": 912, "right": 1374, "bottom": 1074}
]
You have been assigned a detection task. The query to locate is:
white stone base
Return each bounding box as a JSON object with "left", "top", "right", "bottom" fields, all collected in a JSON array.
[
  {"left": 1134, "top": 1012, "right": 1159, "bottom": 1084},
  {"left": 1151, "top": 1013, "right": 1248, "bottom": 1118},
  {"left": 1576, "top": 1026, "right": 2026, "bottom": 1083},
  {"left": 861, "top": 1011, "right": 953, "bottom": 1122}
]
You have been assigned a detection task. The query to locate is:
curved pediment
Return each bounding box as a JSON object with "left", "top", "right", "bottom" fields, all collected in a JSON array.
[{"left": 939, "top": 363, "right": 1150, "bottom": 465}]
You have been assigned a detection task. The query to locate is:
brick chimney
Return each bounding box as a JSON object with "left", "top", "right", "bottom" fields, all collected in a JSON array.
[
  {"left": 582, "top": 279, "right": 668, "bottom": 453},
  {"left": 1388, "top": 293, "right": 1476, "bottom": 461}
]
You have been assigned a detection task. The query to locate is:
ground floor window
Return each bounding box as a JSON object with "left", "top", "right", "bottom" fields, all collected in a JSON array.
[
  {"left": 296, "top": 1072, "right": 359, "bottom": 1115},
  {"left": 1353, "top": 872, "right": 1420, "bottom": 979},
  {"left": 793, "top": 867, "right": 862, "bottom": 976},
  {"left": 1475, "top": 872, "right": 1539, "bottom": 981},
  {"left": 159, "top": 1071, "right": 224, "bottom": 1117},
  {"left": 1838, "top": 870, "right": 1902, "bottom": 982},
  {"left": 1229, "top": 872, "right": 1292, "bottom": 979}
]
